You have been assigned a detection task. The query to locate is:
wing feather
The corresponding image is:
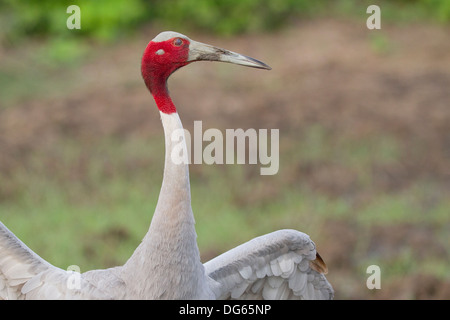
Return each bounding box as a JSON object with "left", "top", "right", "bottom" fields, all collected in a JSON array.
[
  {"left": 204, "top": 229, "right": 334, "bottom": 300},
  {"left": 0, "top": 221, "right": 120, "bottom": 299}
]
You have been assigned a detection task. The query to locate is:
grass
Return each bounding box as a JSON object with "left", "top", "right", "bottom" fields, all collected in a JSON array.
[
  {"left": 1, "top": 137, "right": 162, "bottom": 270},
  {"left": 0, "top": 40, "right": 89, "bottom": 109},
  {"left": 1, "top": 126, "right": 447, "bottom": 282}
]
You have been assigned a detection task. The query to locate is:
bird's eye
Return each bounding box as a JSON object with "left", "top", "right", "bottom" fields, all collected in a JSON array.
[{"left": 173, "top": 38, "right": 183, "bottom": 47}]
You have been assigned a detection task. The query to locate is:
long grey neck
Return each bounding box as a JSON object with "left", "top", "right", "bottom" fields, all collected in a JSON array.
[
  {"left": 122, "top": 112, "right": 211, "bottom": 299},
  {"left": 150, "top": 112, "right": 193, "bottom": 238}
]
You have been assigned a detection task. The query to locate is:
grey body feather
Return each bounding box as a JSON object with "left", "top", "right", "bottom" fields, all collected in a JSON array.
[
  {"left": 0, "top": 113, "right": 333, "bottom": 300},
  {"left": 1, "top": 32, "right": 333, "bottom": 299}
]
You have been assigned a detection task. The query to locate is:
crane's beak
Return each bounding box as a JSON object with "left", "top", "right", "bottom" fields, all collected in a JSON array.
[{"left": 187, "top": 40, "right": 271, "bottom": 70}]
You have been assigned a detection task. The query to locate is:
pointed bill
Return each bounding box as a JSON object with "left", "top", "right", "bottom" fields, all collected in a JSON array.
[{"left": 188, "top": 40, "right": 271, "bottom": 70}]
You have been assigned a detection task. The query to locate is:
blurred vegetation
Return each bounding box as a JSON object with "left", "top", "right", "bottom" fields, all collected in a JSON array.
[
  {"left": 0, "top": 0, "right": 449, "bottom": 46},
  {"left": 1, "top": 0, "right": 448, "bottom": 83},
  {"left": 1, "top": 0, "right": 448, "bottom": 76}
]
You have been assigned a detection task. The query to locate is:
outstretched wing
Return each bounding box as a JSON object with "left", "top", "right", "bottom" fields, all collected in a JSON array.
[
  {"left": 204, "top": 229, "right": 333, "bottom": 300},
  {"left": 0, "top": 221, "right": 112, "bottom": 299}
]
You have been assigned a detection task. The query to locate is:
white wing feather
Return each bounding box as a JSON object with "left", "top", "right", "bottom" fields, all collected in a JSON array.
[
  {"left": 0, "top": 221, "right": 122, "bottom": 299},
  {"left": 2, "top": 221, "right": 333, "bottom": 300},
  {"left": 204, "top": 229, "right": 333, "bottom": 300}
]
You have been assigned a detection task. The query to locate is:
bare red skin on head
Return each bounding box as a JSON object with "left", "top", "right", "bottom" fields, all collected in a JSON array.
[{"left": 141, "top": 37, "right": 191, "bottom": 114}]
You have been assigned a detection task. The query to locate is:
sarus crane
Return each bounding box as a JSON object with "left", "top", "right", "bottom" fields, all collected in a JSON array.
[{"left": 0, "top": 31, "right": 333, "bottom": 300}]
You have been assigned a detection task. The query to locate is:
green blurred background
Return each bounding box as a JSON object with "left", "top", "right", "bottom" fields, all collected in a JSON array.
[{"left": 0, "top": 0, "right": 449, "bottom": 299}]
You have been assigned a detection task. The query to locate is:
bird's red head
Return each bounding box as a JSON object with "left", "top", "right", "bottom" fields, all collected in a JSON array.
[
  {"left": 142, "top": 31, "right": 271, "bottom": 114},
  {"left": 142, "top": 33, "right": 192, "bottom": 114}
]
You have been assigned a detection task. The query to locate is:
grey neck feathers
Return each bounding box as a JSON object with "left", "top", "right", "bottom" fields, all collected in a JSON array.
[{"left": 122, "top": 112, "right": 211, "bottom": 299}]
